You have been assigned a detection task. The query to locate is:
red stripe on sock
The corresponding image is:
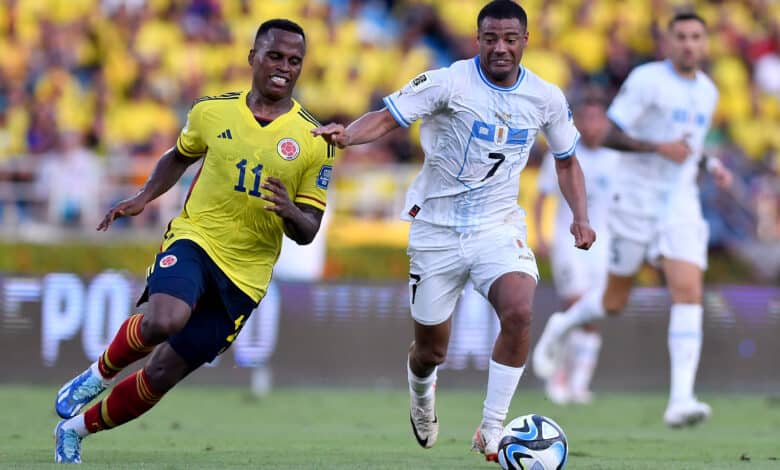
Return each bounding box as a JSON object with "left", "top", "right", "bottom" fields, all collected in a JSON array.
[
  {"left": 97, "top": 314, "right": 155, "bottom": 379},
  {"left": 84, "top": 370, "right": 165, "bottom": 434}
]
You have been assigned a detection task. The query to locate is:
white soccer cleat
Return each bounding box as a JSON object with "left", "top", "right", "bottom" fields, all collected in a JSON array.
[
  {"left": 409, "top": 390, "right": 438, "bottom": 449},
  {"left": 545, "top": 368, "right": 571, "bottom": 406},
  {"left": 664, "top": 399, "right": 712, "bottom": 428},
  {"left": 568, "top": 388, "right": 594, "bottom": 405},
  {"left": 471, "top": 422, "right": 503, "bottom": 462},
  {"left": 533, "top": 312, "right": 568, "bottom": 380}
]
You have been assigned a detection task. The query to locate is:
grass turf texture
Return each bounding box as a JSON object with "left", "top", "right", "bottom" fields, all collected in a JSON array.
[{"left": 1, "top": 386, "right": 778, "bottom": 469}]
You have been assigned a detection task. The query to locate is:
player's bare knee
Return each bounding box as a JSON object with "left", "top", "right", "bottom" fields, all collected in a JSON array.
[
  {"left": 142, "top": 295, "right": 191, "bottom": 341},
  {"left": 499, "top": 304, "right": 532, "bottom": 334},
  {"left": 141, "top": 315, "right": 176, "bottom": 341},
  {"left": 141, "top": 309, "right": 188, "bottom": 342},
  {"left": 143, "top": 363, "right": 181, "bottom": 393},
  {"left": 143, "top": 357, "right": 189, "bottom": 393}
]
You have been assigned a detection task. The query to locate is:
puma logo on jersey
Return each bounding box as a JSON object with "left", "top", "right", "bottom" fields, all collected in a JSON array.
[
  {"left": 495, "top": 111, "right": 512, "bottom": 123},
  {"left": 217, "top": 129, "right": 233, "bottom": 139}
]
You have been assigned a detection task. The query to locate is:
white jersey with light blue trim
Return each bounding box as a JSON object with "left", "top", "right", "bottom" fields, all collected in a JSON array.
[
  {"left": 537, "top": 143, "right": 619, "bottom": 237},
  {"left": 383, "top": 56, "right": 580, "bottom": 233},
  {"left": 607, "top": 60, "right": 718, "bottom": 220}
]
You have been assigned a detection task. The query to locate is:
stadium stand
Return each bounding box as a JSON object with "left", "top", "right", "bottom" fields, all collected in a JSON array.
[{"left": 0, "top": 0, "right": 777, "bottom": 274}]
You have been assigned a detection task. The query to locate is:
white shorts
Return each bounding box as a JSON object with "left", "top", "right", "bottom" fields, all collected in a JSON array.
[
  {"left": 407, "top": 220, "right": 539, "bottom": 326},
  {"left": 608, "top": 210, "right": 709, "bottom": 276},
  {"left": 550, "top": 230, "right": 609, "bottom": 299}
]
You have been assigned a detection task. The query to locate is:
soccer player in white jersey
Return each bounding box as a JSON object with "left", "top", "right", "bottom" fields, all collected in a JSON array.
[
  {"left": 533, "top": 98, "right": 619, "bottom": 405},
  {"left": 533, "top": 12, "right": 734, "bottom": 428},
  {"left": 314, "top": 0, "right": 595, "bottom": 462}
]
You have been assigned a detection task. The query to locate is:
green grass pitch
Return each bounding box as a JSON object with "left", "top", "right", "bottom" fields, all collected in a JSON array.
[{"left": 1, "top": 385, "right": 778, "bottom": 469}]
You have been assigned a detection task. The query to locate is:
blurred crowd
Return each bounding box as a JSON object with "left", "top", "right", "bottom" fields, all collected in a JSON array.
[{"left": 0, "top": 0, "right": 778, "bottom": 243}]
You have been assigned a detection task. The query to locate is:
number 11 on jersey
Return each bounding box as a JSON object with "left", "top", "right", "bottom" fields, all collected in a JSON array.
[{"left": 234, "top": 159, "right": 263, "bottom": 197}]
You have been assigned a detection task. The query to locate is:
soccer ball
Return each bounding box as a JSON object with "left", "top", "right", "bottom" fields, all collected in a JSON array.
[{"left": 497, "top": 414, "right": 568, "bottom": 470}]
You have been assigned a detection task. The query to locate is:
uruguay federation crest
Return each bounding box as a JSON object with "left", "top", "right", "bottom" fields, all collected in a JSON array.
[{"left": 277, "top": 138, "right": 300, "bottom": 160}]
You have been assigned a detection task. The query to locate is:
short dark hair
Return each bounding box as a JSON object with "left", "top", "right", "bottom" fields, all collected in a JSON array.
[
  {"left": 254, "top": 18, "right": 305, "bottom": 45},
  {"left": 668, "top": 12, "right": 707, "bottom": 31},
  {"left": 477, "top": 0, "right": 527, "bottom": 31}
]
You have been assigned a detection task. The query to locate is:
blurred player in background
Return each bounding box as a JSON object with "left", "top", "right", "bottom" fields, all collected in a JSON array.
[
  {"left": 315, "top": 0, "right": 595, "bottom": 462},
  {"left": 533, "top": 97, "right": 618, "bottom": 405},
  {"left": 53, "top": 19, "right": 336, "bottom": 463},
  {"left": 533, "top": 12, "right": 734, "bottom": 427}
]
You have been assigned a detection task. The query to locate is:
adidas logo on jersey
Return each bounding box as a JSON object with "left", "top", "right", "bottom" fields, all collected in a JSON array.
[{"left": 217, "top": 129, "right": 233, "bottom": 139}]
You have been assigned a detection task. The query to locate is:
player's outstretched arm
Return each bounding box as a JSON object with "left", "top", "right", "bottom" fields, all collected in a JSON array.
[
  {"left": 261, "top": 177, "right": 323, "bottom": 245},
  {"left": 96, "top": 147, "right": 200, "bottom": 231},
  {"left": 602, "top": 120, "right": 690, "bottom": 163},
  {"left": 554, "top": 155, "right": 596, "bottom": 250},
  {"left": 311, "top": 108, "right": 400, "bottom": 149}
]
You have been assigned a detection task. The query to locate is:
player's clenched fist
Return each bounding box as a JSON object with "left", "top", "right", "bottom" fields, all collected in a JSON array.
[
  {"left": 96, "top": 195, "right": 147, "bottom": 231},
  {"left": 311, "top": 123, "right": 350, "bottom": 148},
  {"left": 570, "top": 220, "right": 596, "bottom": 250}
]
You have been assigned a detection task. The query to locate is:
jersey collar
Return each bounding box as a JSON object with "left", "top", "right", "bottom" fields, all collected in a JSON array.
[
  {"left": 664, "top": 60, "right": 699, "bottom": 85},
  {"left": 238, "top": 90, "right": 301, "bottom": 129},
  {"left": 473, "top": 55, "right": 525, "bottom": 92}
]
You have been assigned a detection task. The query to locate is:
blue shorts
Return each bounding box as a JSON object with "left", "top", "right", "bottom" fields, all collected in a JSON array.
[{"left": 139, "top": 239, "right": 258, "bottom": 367}]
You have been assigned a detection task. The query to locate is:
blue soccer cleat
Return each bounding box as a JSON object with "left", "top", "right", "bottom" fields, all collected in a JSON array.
[
  {"left": 55, "top": 364, "right": 108, "bottom": 419},
  {"left": 54, "top": 421, "right": 82, "bottom": 464}
]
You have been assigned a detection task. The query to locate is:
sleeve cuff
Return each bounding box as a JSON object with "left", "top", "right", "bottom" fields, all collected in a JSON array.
[
  {"left": 382, "top": 96, "right": 411, "bottom": 128},
  {"left": 552, "top": 132, "right": 580, "bottom": 160},
  {"left": 295, "top": 194, "right": 327, "bottom": 211},
  {"left": 176, "top": 137, "right": 205, "bottom": 158}
]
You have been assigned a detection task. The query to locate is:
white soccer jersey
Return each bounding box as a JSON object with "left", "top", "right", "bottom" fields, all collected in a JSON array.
[
  {"left": 537, "top": 143, "right": 619, "bottom": 237},
  {"left": 607, "top": 60, "right": 718, "bottom": 221},
  {"left": 383, "top": 56, "right": 580, "bottom": 232}
]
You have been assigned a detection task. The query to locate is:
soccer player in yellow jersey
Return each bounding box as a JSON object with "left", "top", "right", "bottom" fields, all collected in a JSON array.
[{"left": 53, "top": 19, "right": 335, "bottom": 464}]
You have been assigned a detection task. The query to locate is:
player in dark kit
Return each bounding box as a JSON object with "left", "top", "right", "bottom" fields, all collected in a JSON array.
[{"left": 54, "top": 19, "right": 336, "bottom": 464}]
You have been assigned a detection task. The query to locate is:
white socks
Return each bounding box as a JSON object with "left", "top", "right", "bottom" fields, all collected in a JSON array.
[
  {"left": 62, "top": 415, "right": 89, "bottom": 437},
  {"left": 91, "top": 361, "right": 112, "bottom": 385},
  {"left": 668, "top": 303, "right": 703, "bottom": 403},
  {"left": 567, "top": 330, "right": 602, "bottom": 395},
  {"left": 558, "top": 290, "right": 606, "bottom": 333},
  {"left": 483, "top": 359, "right": 525, "bottom": 426},
  {"left": 407, "top": 359, "right": 437, "bottom": 406}
]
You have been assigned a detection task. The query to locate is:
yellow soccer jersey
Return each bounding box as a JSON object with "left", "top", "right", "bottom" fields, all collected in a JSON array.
[{"left": 167, "top": 90, "right": 335, "bottom": 302}]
